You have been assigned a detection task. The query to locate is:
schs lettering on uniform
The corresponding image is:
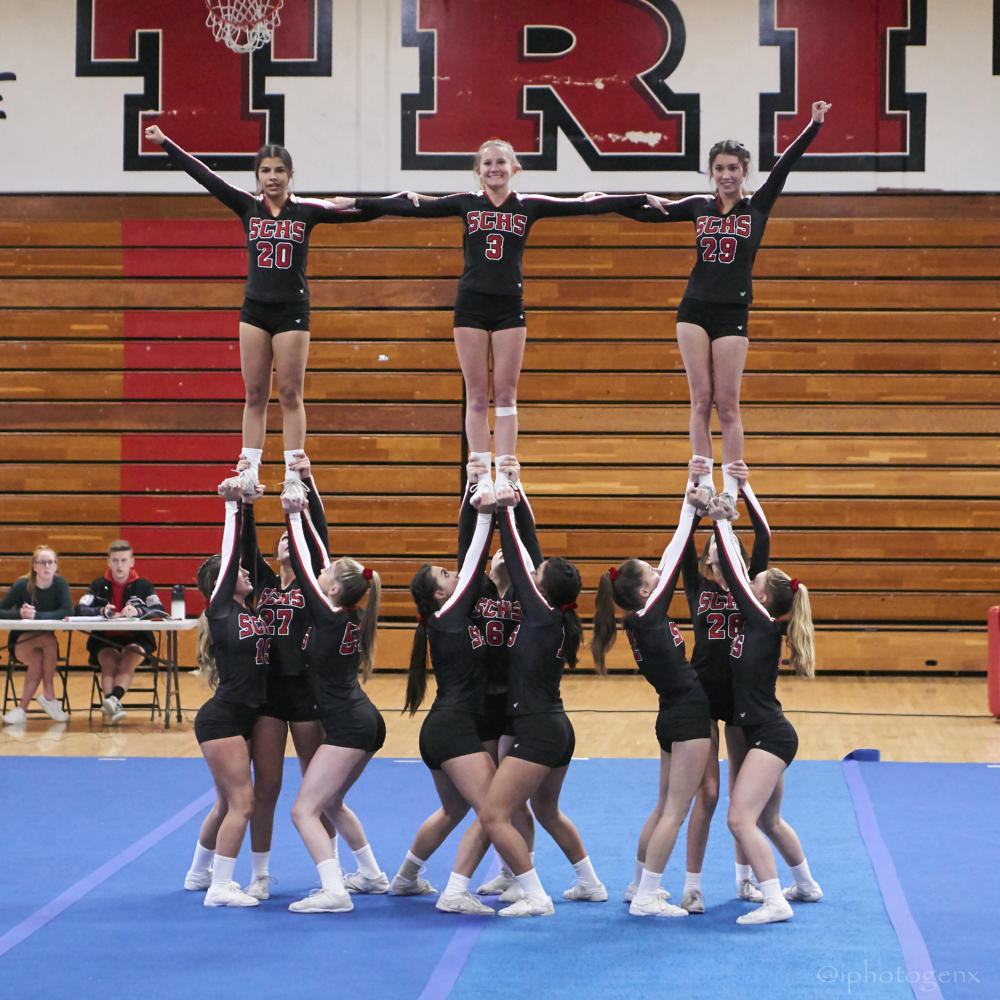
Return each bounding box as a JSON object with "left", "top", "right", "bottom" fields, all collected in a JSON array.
[
  {"left": 257, "top": 586, "right": 306, "bottom": 608},
  {"left": 248, "top": 218, "right": 308, "bottom": 243},
  {"left": 465, "top": 210, "right": 527, "bottom": 237},
  {"left": 237, "top": 611, "right": 269, "bottom": 639},
  {"left": 473, "top": 596, "right": 522, "bottom": 620},
  {"left": 695, "top": 214, "right": 751, "bottom": 240},
  {"left": 696, "top": 590, "right": 739, "bottom": 613}
]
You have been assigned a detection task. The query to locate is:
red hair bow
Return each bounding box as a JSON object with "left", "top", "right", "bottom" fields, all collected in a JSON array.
[
  {"left": 362, "top": 567, "right": 373, "bottom": 580},
  {"left": 608, "top": 567, "right": 619, "bottom": 581},
  {"left": 790, "top": 578, "right": 800, "bottom": 592},
  {"left": 561, "top": 602, "right": 578, "bottom": 612}
]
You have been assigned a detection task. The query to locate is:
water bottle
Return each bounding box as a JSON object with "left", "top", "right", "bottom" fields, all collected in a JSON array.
[{"left": 171, "top": 584, "right": 186, "bottom": 620}]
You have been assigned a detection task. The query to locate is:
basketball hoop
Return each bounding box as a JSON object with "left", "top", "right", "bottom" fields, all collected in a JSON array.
[{"left": 204, "top": 0, "right": 285, "bottom": 54}]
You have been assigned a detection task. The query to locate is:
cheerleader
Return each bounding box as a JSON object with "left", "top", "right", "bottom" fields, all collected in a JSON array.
[
  {"left": 184, "top": 482, "right": 268, "bottom": 907},
  {"left": 709, "top": 498, "right": 823, "bottom": 924},
  {"left": 280, "top": 490, "right": 386, "bottom": 913},
  {"left": 591, "top": 477, "right": 711, "bottom": 917}
]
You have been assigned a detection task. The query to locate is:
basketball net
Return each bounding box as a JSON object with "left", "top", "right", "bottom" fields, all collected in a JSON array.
[{"left": 204, "top": 0, "right": 285, "bottom": 54}]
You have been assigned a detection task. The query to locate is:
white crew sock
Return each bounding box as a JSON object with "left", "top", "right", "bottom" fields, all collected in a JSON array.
[
  {"left": 571, "top": 855, "right": 601, "bottom": 889},
  {"left": 789, "top": 858, "right": 818, "bottom": 889},
  {"left": 444, "top": 872, "right": 471, "bottom": 895},
  {"left": 190, "top": 841, "right": 214, "bottom": 874},
  {"left": 251, "top": 850, "right": 270, "bottom": 880},
  {"left": 397, "top": 850, "right": 426, "bottom": 882},
  {"left": 211, "top": 854, "right": 237, "bottom": 887},
  {"left": 683, "top": 871, "right": 702, "bottom": 894},
  {"left": 318, "top": 857, "right": 345, "bottom": 894},
  {"left": 352, "top": 843, "right": 381, "bottom": 878}
]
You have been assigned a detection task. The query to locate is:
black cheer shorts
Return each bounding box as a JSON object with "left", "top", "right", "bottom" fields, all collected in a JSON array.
[
  {"left": 240, "top": 297, "right": 310, "bottom": 336},
  {"left": 741, "top": 716, "right": 799, "bottom": 767},
  {"left": 319, "top": 698, "right": 386, "bottom": 754},
  {"left": 676, "top": 297, "right": 749, "bottom": 341},
  {"left": 194, "top": 697, "right": 259, "bottom": 744},
  {"left": 654, "top": 684, "right": 712, "bottom": 751},
  {"left": 419, "top": 709, "right": 488, "bottom": 770},
  {"left": 257, "top": 672, "right": 319, "bottom": 724},
  {"left": 695, "top": 660, "right": 735, "bottom": 724},
  {"left": 453, "top": 289, "right": 525, "bottom": 332},
  {"left": 476, "top": 690, "right": 510, "bottom": 744},
  {"left": 506, "top": 712, "right": 576, "bottom": 769}
]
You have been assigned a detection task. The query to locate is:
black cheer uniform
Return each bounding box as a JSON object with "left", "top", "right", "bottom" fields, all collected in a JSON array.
[
  {"left": 419, "top": 506, "right": 496, "bottom": 770},
  {"left": 160, "top": 138, "right": 377, "bottom": 322},
  {"left": 621, "top": 120, "right": 822, "bottom": 320},
  {"left": 623, "top": 499, "right": 710, "bottom": 751},
  {"left": 194, "top": 502, "right": 269, "bottom": 744},
  {"left": 242, "top": 478, "right": 328, "bottom": 723},
  {"left": 456, "top": 480, "right": 542, "bottom": 743},
  {"left": 682, "top": 484, "right": 771, "bottom": 723},
  {"left": 713, "top": 516, "right": 798, "bottom": 767},
  {"left": 354, "top": 190, "right": 648, "bottom": 329},
  {"left": 285, "top": 510, "right": 385, "bottom": 753},
  {"left": 497, "top": 506, "right": 576, "bottom": 769}
]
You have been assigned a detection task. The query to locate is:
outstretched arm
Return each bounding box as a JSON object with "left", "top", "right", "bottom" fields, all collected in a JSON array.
[
  {"left": 752, "top": 100, "right": 830, "bottom": 212},
  {"left": 144, "top": 125, "right": 252, "bottom": 216}
]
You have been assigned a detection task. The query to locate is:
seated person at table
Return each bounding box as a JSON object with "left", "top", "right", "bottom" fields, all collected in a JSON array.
[
  {"left": 1, "top": 546, "right": 73, "bottom": 725},
  {"left": 76, "top": 539, "right": 164, "bottom": 723}
]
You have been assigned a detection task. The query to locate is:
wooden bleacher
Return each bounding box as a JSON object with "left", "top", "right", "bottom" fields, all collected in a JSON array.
[{"left": 1, "top": 192, "right": 997, "bottom": 675}]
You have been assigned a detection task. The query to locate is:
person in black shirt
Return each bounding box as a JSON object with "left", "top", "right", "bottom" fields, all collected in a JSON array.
[
  {"left": 680, "top": 457, "right": 769, "bottom": 911},
  {"left": 621, "top": 101, "right": 831, "bottom": 512},
  {"left": 591, "top": 478, "right": 711, "bottom": 917},
  {"left": 143, "top": 124, "right": 376, "bottom": 503},
  {"left": 281, "top": 490, "right": 386, "bottom": 914},
  {"left": 392, "top": 477, "right": 498, "bottom": 914},
  {"left": 184, "top": 483, "right": 269, "bottom": 908},
  {"left": 710, "top": 497, "right": 822, "bottom": 925},
  {"left": 478, "top": 495, "right": 606, "bottom": 917},
  {"left": 337, "top": 139, "right": 658, "bottom": 509},
  {"left": 237, "top": 453, "right": 357, "bottom": 900}
]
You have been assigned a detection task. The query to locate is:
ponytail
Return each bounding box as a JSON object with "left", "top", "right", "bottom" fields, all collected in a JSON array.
[
  {"left": 590, "top": 571, "right": 619, "bottom": 672},
  {"left": 335, "top": 557, "right": 379, "bottom": 680},
  {"left": 405, "top": 565, "right": 438, "bottom": 715},
  {"left": 785, "top": 583, "right": 815, "bottom": 678},
  {"left": 590, "top": 560, "right": 646, "bottom": 672},
  {"left": 538, "top": 557, "right": 583, "bottom": 672},
  {"left": 763, "top": 569, "right": 815, "bottom": 678},
  {"left": 196, "top": 611, "right": 219, "bottom": 689}
]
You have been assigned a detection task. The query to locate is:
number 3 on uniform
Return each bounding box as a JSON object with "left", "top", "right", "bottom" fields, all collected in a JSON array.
[{"left": 485, "top": 233, "right": 504, "bottom": 260}]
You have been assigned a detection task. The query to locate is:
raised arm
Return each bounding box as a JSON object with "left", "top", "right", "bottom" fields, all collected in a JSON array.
[
  {"left": 741, "top": 482, "right": 771, "bottom": 577},
  {"left": 712, "top": 517, "right": 772, "bottom": 629},
  {"left": 284, "top": 510, "right": 337, "bottom": 621},
  {"left": 144, "top": 125, "right": 253, "bottom": 216},
  {"left": 207, "top": 500, "right": 244, "bottom": 615},
  {"left": 437, "top": 511, "right": 495, "bottom": 623},
  {"left": 641, "top": 494, "right": 698, "bottom": 618},
  {"left": 497, "top": 505, "right": 550, "bottom": 619},
  {"left": 751, "top": 100, "right": 830, "bottom": 213}
]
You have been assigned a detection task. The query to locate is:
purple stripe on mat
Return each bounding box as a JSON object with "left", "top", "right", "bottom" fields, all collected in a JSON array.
[
  {"left": 0, "top": 788, "right": 215, "bottom": 959},
  {"left": 417, "top": 858, "right": 499, "bottom": 1000},
  {"left": 842, "top": 761, "right": 943, "bottom": 1000}
]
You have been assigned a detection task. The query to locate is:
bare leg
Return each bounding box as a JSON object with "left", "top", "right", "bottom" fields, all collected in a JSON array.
[
  {"left": 291, "top": 745, "right": 371, "bottom": 863},
  {"left": 529, "top": 765, "right": 587, "bottom": 865},
  {"left": 676, "top": 322, "right": 714, "bottom": 459},
  {"left": 453, "top": 327, "right": 492, "bottom": 453},
  {"left": 200, "top": 736, "right": 255, "bottom": 859},
  {"left": 289, "top": 720, "right": 337, "bottom": 838},
  {"left": 727, "top": 749, "right": 788, "bottom": 883},
  {"left": 642, "top": 740, "right": 712, "bottom": 874},
  {"left": 249, "top": 715, "right": 289, "bottom": 852},
  {"left": 756, "top": 771, "right": 808, "bottom": 868},
  {"left": 480, "top": 756, "right": 551, "bottom": 875},
  {"left": 710, "top": 335, "right": 749, "bottom": 464},
  {"left": 490, "top": 327, "right": 526, "bottom": 457},
  {"left": 238, "top": 322, "right": 275, "bottom": 452},
  {"left": 271, "top": 328, "right": 310, "bottom": 451},
  {"left": 724, "top": 724, "right": 752, "bottom": 866},
  {"left": 14, "top": 634, "right": 59, "bottom": 707},
  {"left": 684, "top": 721, "right": 720, "bottom": 872}
]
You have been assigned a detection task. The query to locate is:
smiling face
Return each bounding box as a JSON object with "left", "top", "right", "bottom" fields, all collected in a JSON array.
[
  {"left": 711, "top": 152, "right": 747, "bottom": 199},
  {"left": 234, "top": 564, "right": 253, "bottom": 601},
  {"left": 474, "top": 142, "right": 518, "bottom": 197}
]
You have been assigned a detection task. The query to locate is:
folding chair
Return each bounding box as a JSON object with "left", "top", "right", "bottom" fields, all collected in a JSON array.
[{"left": 3, "top": 631, "right": 73, "bottom": 717}]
